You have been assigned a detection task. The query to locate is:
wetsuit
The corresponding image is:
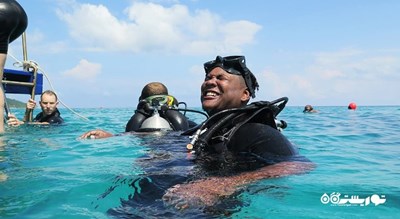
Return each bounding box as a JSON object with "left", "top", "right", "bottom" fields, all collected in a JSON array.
[
  {"left": 0, "top": 0, "right": 28, "bottom": 54},
  {"left": 225, "top": 123, "right": 299, "bottom": 164},
  {"left": 33, "top": 109, "right": 64, "bottom": 124},
  {"left": 184, "top": 100, "right": 305, "bottom": 171}
]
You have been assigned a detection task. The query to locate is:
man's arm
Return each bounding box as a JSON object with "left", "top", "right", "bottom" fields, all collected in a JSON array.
[{"left": 162, "top": 161, "right": 315, "bottom": 209}]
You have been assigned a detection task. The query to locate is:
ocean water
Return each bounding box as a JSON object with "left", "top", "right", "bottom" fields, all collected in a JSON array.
[{"left": 0, "top": 106, "right": 399, "bottom": 218}]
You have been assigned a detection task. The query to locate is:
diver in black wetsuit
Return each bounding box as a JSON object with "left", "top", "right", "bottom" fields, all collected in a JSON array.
[
  {"left": 162, "top": 55, "right": 314, "bottom": 210},
  {"left": 80, "top": 82, "right": 198, "bottom": 139},
  {"left": 184, "top": 55, "right": 298, "bottom": 164},
  {"left": 32, "top": 106, "right": 63, "bottom": 124},
  {"left": 0, "top": 0, "right": 28, "bottom": 132},
  {"left": 26, "top": 90, "right": 63, "bottom": 124},
  {"left": 125, "top": 82, "right": 194, "bottom": 132},
  {"left": 7, "top": 90, "right": 64, "bottom": 126}
]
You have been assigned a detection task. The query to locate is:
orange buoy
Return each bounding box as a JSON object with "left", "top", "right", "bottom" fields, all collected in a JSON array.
[{"left": 348, "top": 102, "right": 357, "bottom": 110}]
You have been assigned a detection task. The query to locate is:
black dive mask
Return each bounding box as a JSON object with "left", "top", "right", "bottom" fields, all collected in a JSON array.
[{"left": 203, "top": 55, "right": 257, "bottom": 98}]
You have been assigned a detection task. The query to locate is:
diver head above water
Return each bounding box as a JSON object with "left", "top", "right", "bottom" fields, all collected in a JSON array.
[
  {"left": 201, "top": 55, "right": 259, "bottom": 116},
  {"left": 126, "top": 81, "right": 187, "bottom": 132},
  {"left": 139, "top": 82, "right": 168, "bottom": 101},
  {"left": 80, "top": 81, "right": 197, "bottom": 139},
  {"left": 137, "top": 82, "right": 178, "bottom": 109}
]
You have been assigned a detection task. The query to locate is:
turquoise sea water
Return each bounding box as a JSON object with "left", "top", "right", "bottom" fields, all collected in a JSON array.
[{"left": 0, "top": 106, "right": 399, "bottom": 218}]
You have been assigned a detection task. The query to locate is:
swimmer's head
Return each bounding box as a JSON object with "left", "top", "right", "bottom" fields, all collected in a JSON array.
[
  {"left": 139, "top": 82, "right": 168, "bottom": 101},
  {"left": 304, "top": 105, "right": 313, "bottom": 112}
]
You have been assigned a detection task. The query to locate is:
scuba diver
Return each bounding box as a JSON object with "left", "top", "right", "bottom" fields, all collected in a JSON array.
[
  {"left": 183, "top": 55, "right": 296, "bottom": 160},
  {"left": 125, "top": 82, "right": 196, "bottom": 132},
  {"left": 0, "top": 0, "right": 28, "bottom": 132},
  {"left": 162, "top": 55, "right": 314, "bottom": 210},
  {"left": 80, "top": 82, "right": 204, "bottom": 139},
  {"left": 7, "top": 90, "right": 64, "bottom": 126}
]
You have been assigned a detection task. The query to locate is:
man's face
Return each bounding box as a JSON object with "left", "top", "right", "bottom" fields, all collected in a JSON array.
[
  {"left": 39, "top": 94, "right": 58, "bottom": 116},
  {"left": 201, "top": 67, "right": 250, "bottom": 116}
]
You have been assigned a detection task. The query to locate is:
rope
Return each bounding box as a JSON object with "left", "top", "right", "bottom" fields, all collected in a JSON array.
[{"left": 7, "top": 53, "right": 90, "bottom": 121}]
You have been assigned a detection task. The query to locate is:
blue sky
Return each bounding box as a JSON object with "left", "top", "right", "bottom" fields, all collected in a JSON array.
[{"left": 5, "top": 0, "right": 400, "bottom": 108}]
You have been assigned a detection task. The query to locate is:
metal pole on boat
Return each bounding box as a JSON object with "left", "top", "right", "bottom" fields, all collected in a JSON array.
[
  {"left": 21, "top": 32, "right": 35, "bottom": 122},
  {"left": 0, "top": 32, "right": 27, "bottom": 123},
  {"left": 22, "top": 32, "right": 28, "bottom": 69}
]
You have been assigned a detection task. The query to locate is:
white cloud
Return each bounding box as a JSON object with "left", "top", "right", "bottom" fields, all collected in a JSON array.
[
  {"left": 310, "top": 49, "right": 400, "bottom": 81},
  {"left": 56, "top": 2, "right": 261, "bottom": 54},
  {"left": 62, "top": 59, "right": 101, "bottom": 81},
  {"left": 257, "top": 69, "right": 324, "bottom": 103},
  {"left": 256, "top": 49, "right": 400, "bottom": 106},
  {"left": 312, "top": 50, "right": 400, "bottom": 105},
  {"left": 220, "top": 20, "right": 261, "bottom": 53}
]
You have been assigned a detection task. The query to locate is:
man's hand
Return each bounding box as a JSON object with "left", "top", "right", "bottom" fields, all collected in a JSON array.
[
  {"left": 80, "top": 129, "right": 114, "bottom": 139},
  {"left": 26, "top": 98, "right": 36, "bottom": 110},
  {"left": 7, "top": 114, "right": 24, "bottom": 127}
]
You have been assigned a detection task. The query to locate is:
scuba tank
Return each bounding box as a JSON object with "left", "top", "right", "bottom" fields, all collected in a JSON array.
[
  {"left": 138, "top": 108, "right": 173, "bottom": 132},
  {"left": 126, "top": 95, "right": 204, "bottom": 132}
]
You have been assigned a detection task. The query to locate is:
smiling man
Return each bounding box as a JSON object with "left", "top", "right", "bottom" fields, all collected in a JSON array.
[
  {"left": 163, "top": 55, "right": 314, "bottom": 210},
  {"left": 201, "top": 55, "right": 258, "bottom": 116}
]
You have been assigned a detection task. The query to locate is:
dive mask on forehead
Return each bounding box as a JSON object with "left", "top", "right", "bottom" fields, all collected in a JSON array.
[{"left": 203, "top": 55, "right": 258, "bottom": 98}]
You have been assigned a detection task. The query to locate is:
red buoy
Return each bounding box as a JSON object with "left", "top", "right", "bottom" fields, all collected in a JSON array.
[{"left": 348, "top": 102, "right": 357, "bottom": 110}]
